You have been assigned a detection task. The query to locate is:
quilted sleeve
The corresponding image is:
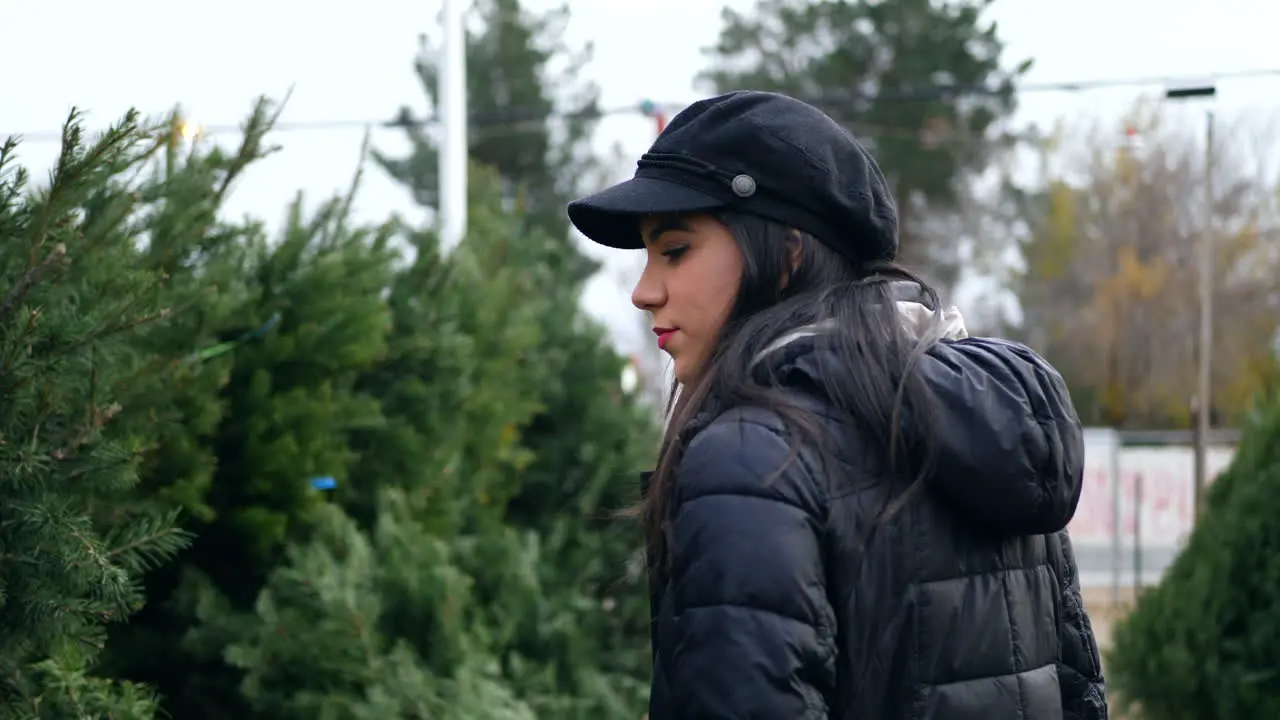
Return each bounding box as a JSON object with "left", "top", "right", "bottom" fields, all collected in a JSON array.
[{"left": 666, "top": 409, "right": 836, "bottom": 719}]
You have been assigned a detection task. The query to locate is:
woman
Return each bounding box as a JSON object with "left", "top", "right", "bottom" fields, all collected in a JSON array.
[{"left": 568, "top": 91, "right": 1106, "bottom": 720}]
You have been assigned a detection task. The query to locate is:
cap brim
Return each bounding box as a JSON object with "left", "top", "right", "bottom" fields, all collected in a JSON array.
[{"left": 567, "top": 176, "right": 725, "bottom": 249}]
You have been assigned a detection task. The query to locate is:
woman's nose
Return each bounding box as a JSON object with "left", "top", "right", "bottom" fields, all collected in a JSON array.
[{"left": 631, "top": 264, "right": 665, "bottom": 312}]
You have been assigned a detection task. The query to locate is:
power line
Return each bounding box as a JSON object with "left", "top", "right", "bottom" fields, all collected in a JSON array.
[{"left": 8, "top": 67, "right": 1280, "bottom": 144}]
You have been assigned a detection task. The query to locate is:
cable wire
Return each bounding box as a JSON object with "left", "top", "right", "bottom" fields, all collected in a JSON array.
[{"left": 7, "top": 67, "right": 1278, "bottom": 144}]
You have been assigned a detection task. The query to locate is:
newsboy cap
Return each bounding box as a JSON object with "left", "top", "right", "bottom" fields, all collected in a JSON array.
[{"left": 567, "top": 91, "right": 898, "bottom": 266}]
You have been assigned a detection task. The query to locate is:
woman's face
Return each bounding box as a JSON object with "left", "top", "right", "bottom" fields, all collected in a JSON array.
[{"left": 632, "top": 212, "right": 743, "bottom": 384}]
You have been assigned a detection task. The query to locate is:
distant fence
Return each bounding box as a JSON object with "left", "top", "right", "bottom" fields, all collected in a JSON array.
[{"left": 1071, "top": 428, "right": 1238, "bottom": 602}]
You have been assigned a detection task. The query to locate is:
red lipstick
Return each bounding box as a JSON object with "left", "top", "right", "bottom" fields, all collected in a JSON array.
[{"left": 653, "top": 327, "right": 677, "bottom": 350}]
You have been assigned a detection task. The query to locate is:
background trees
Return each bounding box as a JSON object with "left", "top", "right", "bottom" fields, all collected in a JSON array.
[
  {"left": 1013, "top": 103, "right": 1280, "bottom": 428},
  {"left": 700, "top": 0, "right": 1030, "bottom": 290}
]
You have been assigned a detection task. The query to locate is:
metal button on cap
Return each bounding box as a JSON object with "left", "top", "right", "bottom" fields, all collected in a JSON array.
[{"left": 731, "top": 174, "right": 756, "bottom": 198}]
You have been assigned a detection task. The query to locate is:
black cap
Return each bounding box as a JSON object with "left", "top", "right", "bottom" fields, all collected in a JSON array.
[{"left": 567, "top": 91, "right": 898, "bottom": 266}]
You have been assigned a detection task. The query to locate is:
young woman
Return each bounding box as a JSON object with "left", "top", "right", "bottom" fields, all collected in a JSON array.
[{"left": 568, "top": 91, "right": 1106, "bottom": 720}]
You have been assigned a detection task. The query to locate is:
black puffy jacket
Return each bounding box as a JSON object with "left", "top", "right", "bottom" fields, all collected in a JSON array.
[{"left": 645, "top": 335, "right": 1107, "bottom": 720}]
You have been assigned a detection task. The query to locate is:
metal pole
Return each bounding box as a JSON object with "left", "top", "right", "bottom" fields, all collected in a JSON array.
[
  {"left": 438, "top": 0, "right": 469, "bottom": 251},
  {"left": 1133, "top": 472, "right": 1143, "bottom": 598},
  {"left": 1194, "top": 110, "right": 1215, "bottom": 519},
  {"left": 1164, "top": 83, "right": 1217, "bottom": 521},
  {"left": 1110, "top": 433, "right": 1123, "bottom": 606}
]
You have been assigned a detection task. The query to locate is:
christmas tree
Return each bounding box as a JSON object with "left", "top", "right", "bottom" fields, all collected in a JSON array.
[
  {"left": 1107, "top": 388, "right": 1280, "bottom": 718},
  {"left": 101, "top": 117, "right": 404, "bottom": 719},
  {"left": 374, "top": 2, "right": 661, "bottom": 706},
  {"left": 200, "top": 166, "right": 657, "bottom": 718},
  {"left": 79, "top": 95, "right": 659, "bottom": 715},
  {"left": 0, "top": 111, "right": 190, "bottom": 718}
]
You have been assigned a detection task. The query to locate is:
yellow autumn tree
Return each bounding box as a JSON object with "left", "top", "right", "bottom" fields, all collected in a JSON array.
[{"left": 1016, "top": 98, "right": 1280, "bottom": 429}]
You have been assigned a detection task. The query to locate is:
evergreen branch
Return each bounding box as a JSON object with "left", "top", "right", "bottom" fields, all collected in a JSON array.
[
  {"left": 67, "top": 183, "right": 144, "bottom": 273},
  {"left": 24, "top": 111, "right": 87, "bottom": 267},
  {"left": 38, "top": 307, "right": 171, "bottom": 371},
  {"left": 53, "top": 513, "right": 113, "bottom": 580},
  {"left": 117, "top": 127, "right": 170, "bottom": 190},
  {"left": 332, "top": 127, "right": 372, "bottom": 244},
  {"left": 74, "top": 109, "right": 143, "bottom": 175},
  {"left": 0, "top": 242, "right": 65, "bottom": 327},
  {"left": 63, "top": 665, "right": 85, "bottom": 718},
  {"left": 0, "top": 136, "right": 28, "bottom": 214},
  {"left": 212, "top": 92, "right": 290, "bottom": 207},
  {"left": 101, "top": 508, "right": 191, "bottom": 576},
  {"left": 108, "top": 285, "right": 219, "bottom": 391},
  {"left": 24, "top": 110, "right": 139, "bottom": 269},
  {"left": 59, "top": 447, "right": 137, "bottom": 488},
  {"left": 1, "top": 110, "right": 149, "bottom": 341},
  {"left": 49, "top": 403, "right": 120, "bottom": 461},
  {"left": 0, "top": 304, "right": 60, "bottom": 399},
  {"left": 0, "top": 308, "right": 51, "bottom": 398},
  {"left": 104, "top": 525, "right": 192, "bottom": 571}
]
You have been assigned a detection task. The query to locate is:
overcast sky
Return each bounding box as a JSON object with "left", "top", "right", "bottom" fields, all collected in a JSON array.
[{"left": 5, "top": 0, "right": 1279, "bottom": 358}]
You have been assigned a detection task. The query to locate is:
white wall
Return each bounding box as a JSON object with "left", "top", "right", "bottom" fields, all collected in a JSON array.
[{"left": 1071, "top": 428, "right": 1235, "bottom": 589}]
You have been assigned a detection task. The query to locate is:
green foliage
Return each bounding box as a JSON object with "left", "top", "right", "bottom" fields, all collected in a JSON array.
[
  {"left": 103, "top": 129, "right": 403, "bottom": 719},
  {"left": 9, "top": 87, "right": 654, "bottom": 718},
  {"left": 1107, "top": 389, "right": 1280, "bottom": 718},
  {"left": 210, "top": 495, "right": 545, "bottom": 720},
  {"left": 204, "top": 167, "right": 656, "bottom": 719},
  {"left": 60, "top": 102, "right": 656, "bottom": 716},
  {"left": 114, "top": 99, "right": 287, "bottom": 528},
  {"left": 0, "top": 112, "right": 189, "bottom": 718}
]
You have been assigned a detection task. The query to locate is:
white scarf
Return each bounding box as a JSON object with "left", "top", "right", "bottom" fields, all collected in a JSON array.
[{"left": 754, "top": 302, "right": 969, "bottom": 362}]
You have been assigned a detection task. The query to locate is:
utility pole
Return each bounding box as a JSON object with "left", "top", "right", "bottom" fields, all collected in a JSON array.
[
  {"left": 1195, "top": 108, "right": 1215, "bottom": 519},
  {"left": 1164, "top": 82, "right": 1217, "bottom": 519},
  {"left": 438, "top": 0, "right": 469, "bottom": 251}
]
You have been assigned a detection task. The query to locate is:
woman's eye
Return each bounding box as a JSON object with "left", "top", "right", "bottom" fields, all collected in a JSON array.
[{"left": 661, "top": 245, "right": 689, "bottom": 261}]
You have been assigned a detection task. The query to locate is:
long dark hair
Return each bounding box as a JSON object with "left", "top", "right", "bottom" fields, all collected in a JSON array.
[{"left": 641, "top": 211, "right": 944, "bottom": 581}]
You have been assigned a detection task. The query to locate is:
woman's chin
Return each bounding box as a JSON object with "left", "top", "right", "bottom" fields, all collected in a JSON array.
[{"left": 671, "top": 359, "right": 698, "bottom": 387}]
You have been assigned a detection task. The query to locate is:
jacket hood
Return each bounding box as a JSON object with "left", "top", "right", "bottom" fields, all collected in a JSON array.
[{"left": 755, "top": 313, "right": 1084, "bottom": 537}]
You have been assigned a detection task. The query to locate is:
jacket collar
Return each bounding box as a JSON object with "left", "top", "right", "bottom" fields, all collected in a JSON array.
[{"left": 639, "top": 301, "right": 968, "bottom": 490}]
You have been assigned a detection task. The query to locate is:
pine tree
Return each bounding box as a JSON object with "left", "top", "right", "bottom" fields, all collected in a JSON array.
[
  {"left": 102, "top": 142, "right": 402, "bottom": 717},
  {"left": 375, "top": 5, "right": 661, "bottom": 705},
  {"left": 214, "top": 494, "right": 540, "bottom": 720},
  {"left": 119, "top": 100, "right": 288, "bottom": 524},
  {"left": 0, "top": 112, "right": 190, "bottom": 717},
  {"left": 1106, "top": 387, "right": 1280, "bottom": 718},
  {"left": 82, "top": 91, "right": 658, "bottom": 715},
  {"left": 208, "top": 167, "right": 657, "bottom": 718}
]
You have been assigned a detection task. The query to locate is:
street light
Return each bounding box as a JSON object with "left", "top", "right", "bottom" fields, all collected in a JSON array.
[{"left": 1163, "top": 82, "right": 1217, "bottom": 520}]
